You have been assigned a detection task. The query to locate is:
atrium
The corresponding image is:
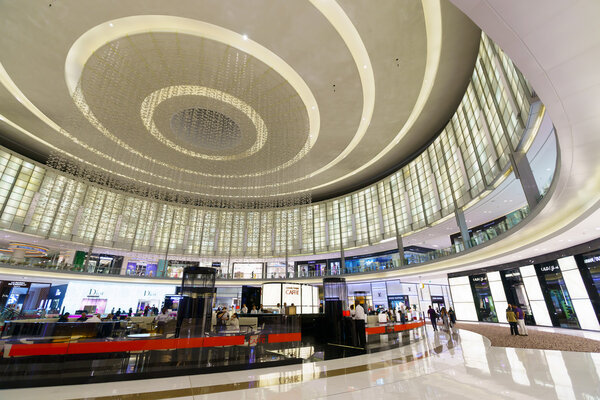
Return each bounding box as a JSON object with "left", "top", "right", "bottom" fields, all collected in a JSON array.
[{"left": 0, "top": 1, "right": 599, "bottom": 399}]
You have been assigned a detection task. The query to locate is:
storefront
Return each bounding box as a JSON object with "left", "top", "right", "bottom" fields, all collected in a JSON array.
[
  {"left": 344, "top": 250, "right": 400, "bottom": 274},
  {"left": 60, "top": 281, "right": 177, "bottom": 315},
  {"left": 535, "top": 261, "right": 580, "bottom": 329},
  {"left": 469, "top": 274, "right": 498, "bottom": 322},
  {"left": 500, "top": 269, "right": 535, "bottom": 325},
  {"left": 266, "top": 262, "right": 288, "bottom": 279},
  {"left": 296, "top": 260, "right": 327, "bottom": 278},
  {"left": 126, "top": 261, "right": 159, "bottom": 277},
  {"left": 0, "top": 281, "right": 31, "bottom": 311},
  {"left": 164, "top": 260, "right": 199, "bottom": 278},
  {"left": 448, "top": 238, "right": 600, "bottom": 331},
  {"left": 72, "top": 251, "right": 123, "bottom": 274},
  {"left": 232, "top": 263, "right": 263, "bottom": 279},
  {"left": 576, "top": 250, "right": 600, "bottom": 324},
  {"left": 261, "top": 282, "right": 319, "bottom": 314}
]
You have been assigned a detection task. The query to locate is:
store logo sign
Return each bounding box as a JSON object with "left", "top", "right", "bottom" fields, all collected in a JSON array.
[
  {"left": 285, "top": 288, "right": 299, "bottom": 296},
  {"left": 471, "top": 276, "right": 487, "bottom": 282},
  {"left": 88, "top": 288, "right": 104, "bottom": 297},
  {"left": 8, "top": 281, "right": 27, "bottom": 286},
  {"left": 584, "top": 256, "right": 600, "bottom": 264},
  {"left": 143, "top": 290, "right": 157, "bottom": 297},
  {"left": 540, "top": 265, "right": 560, "bottom": 273}
]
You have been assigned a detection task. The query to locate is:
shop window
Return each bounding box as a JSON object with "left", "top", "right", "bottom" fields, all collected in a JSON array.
[
  {"left": 500, "top": 269, "right": 536, "bottom": 325},
  {"left": 535, "top": 261, "right": 580, "bottom": 329},
  {"left": 469, "top": 274, "right": 498, "bottom": 322}
]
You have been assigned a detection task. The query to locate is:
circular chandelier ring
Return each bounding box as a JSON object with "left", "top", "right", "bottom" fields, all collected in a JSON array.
[{"left": 141, "top": 85, "right": 267, "bottom": 161}]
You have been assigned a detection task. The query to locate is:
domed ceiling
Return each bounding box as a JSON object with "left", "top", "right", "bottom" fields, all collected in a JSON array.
[{"left": 0, "top": 0, "right": 480, "bottom": 202}]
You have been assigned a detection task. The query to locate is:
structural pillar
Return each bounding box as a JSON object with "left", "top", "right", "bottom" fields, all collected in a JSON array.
[
  {"left": 396, "top": 235, "right": 405, "bottom": 266},
  {"left": 510, "top": 152, "right": 540, "bottom": 208},
  {"left": 455, "top": 209, "right": 471, "bottom": 249}
]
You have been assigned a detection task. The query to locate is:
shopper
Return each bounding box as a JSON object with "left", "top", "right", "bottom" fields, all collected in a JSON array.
[
  {"left": 427, "top": 306, "right": 438, "bottom": 331},
  {"left": 154, "top": 308, "right": 171, "bottom": 323},
  {"left": 216, "top": 307, "right": 229, "bottom": 331},
  {"left": 448, "top": 308, "right": 456, "bottom": 325},
  {"left": 354, "top": 303, "right": 366, "bottom": 321},
  {"left": 506, "top": 305, "right": 520, "bottom": 336},
  {"left": 441, "top": 307, "right": 450, "bottom": 330},
  {"left": 512, "top": 304, "right": 528, "bottom": 336},
  {"left": 241, "top": 304, "right": 248, "bottom": 314},
  {"left": 128, "top": 307, "right": 133, "bottom": 316},
  {"left": 57, "top": 312, "right": 70, "bottom": 322},
  {"left": 227, "top": 313, "right": 240, "bottom": 330},
  {"left": 350, "top": 304, "right": 356, "bottom": 318},
  {"left": 76, "top": 312, "right": 88, "bottom": 322},
  {"left": 250, "top": 305, "right": 258, "bottom": 314},
  {"left": 86, "top": 313, "right": 102, "bottom": 323}
]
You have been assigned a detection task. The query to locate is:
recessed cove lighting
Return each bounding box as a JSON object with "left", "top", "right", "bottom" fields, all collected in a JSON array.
[
  {"left": 109, "top": 22, "right": 114, "bottom": 27},
  {"left": 242, "top": 34, "right": 248, "bottom": 40},
  {"left": 363, "top": 65, "right": 367, "bottom": 69}
]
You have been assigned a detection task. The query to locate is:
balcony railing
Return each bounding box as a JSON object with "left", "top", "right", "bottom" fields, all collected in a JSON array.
[{"left": 0, "top": 204, "right": 532, "bottom": 281}]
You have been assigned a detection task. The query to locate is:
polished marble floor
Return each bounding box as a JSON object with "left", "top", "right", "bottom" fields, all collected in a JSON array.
[{"left": 2, "top": 325, "right": 599, "bottom": 399}]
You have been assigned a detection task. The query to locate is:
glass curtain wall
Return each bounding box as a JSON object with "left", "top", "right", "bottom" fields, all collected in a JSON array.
[{"left": 0, "top": 33, "right": 535, "bottom": 261}]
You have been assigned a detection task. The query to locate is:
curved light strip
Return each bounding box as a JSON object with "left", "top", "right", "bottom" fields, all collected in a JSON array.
[
  {"left": 197, "top": 0, "right": 443, "bottom": 194},
  {"left": 262, "top": 0, "right": 442, "bottom": 195},
  {"left": 140, "top": 85, "right": 267, "bottom": 160}
]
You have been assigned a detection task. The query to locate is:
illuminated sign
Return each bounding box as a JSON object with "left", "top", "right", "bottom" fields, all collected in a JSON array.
[
  {"left": 87, "top": 288, "right": 105, "bottom": 297},
  {"left": 539, "top": 264, "right": 560, "bottom": 273},
  {"left": 584, "top": 256, "right": 600, "bottom": 264}
]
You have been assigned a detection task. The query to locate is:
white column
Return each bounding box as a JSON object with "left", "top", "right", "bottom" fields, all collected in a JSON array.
[
  {"left": 448, "top": 276, "right": 478, "bottom": 321},
  {"left": 519, "top": 265, "right": 553, "bottom": 326},
  {"left": 487, "top": 271, "right": 508, "bottom": 323}
]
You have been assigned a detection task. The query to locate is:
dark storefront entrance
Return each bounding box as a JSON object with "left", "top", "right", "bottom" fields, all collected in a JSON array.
[
  {"left": 535, "top": 262, "right": 580, "bottom": 329},
  {"left": 469, "top": 274, "right": 498, "bottom": 322},
  {"left": 500, "top": 269, "right": 535, "bottom": 325},
  {"left": 575, "top": 250, "right": 600, "bottom": 325}
]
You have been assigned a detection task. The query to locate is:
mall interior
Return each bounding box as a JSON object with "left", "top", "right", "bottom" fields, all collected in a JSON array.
[{"left": 0, "top": 1, "right": 600, "bottom": 399}]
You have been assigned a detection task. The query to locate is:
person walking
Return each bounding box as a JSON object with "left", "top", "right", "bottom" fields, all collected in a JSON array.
[
  {"left": 441, "top": 307, "right": 450, "bottom": 330},
  {"left": 448, "top": 308, "right": 456, "bottom": 325},
  {"left": 506, "top": 305, "right": 520, "bottom": 336},
  {"left": 427, "top": 305, "right": 438, "bottom": 331},
  {"left": 512, "top": 304, "right": 528, "bottom": 336}
]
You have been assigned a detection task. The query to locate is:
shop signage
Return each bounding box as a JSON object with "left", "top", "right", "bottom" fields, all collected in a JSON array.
[
  {"left": 539, "top": 264, "right": 560, "bottom": 273},
  {"left": 471, "top": 276, "right": 487, "bottom": 282},
  {"left": 584, "top": 255, "right": 600, "bottom": 264},
  {"left": 143, "top": 290, "right": 158, "bottom": 297},
  {"left": 8, "top": 281, "right": 27, "bottom": 287},
  {"left": 504, "top": 272, "right": 521, "bottom": 278},
  {"left": 87, "top": 288, "right": 105, "bottom": 297},
  {"left": 285, "top": 287, "right": 300, "bottom": 296}
]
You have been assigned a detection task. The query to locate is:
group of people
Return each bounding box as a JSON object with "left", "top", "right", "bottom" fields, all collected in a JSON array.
[
  {"left": 215, "top": 306, "right": 239, "bottom": 330},
  {"left": 427, "top": 305, "right": 456, "bottom": 331},
  {"left": 238, "top": 303, "right": 296, "bottom": 315},
  {"left": 506, "top": 304, "right": 528, "bottom": 336},
  {"left": 57, "top": 311, "right": 118, "bottom": 322}
]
